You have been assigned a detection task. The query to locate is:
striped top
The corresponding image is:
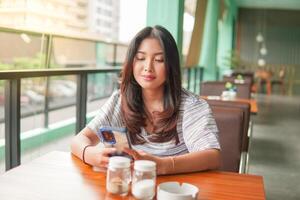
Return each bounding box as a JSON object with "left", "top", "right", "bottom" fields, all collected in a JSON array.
[{"left": 87, "top": 88, "right": 220, "bottom": 157}]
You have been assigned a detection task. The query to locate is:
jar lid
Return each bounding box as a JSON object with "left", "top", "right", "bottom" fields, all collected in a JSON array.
[
  {"left": 134, "top": 160, "right": 156, "bottom": 172},
  {"left": 108, "top": 156, "right": 131, "bottom": 168}
]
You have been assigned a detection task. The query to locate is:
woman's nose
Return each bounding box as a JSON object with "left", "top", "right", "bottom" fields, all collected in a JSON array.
[
  {"left": 144, "top": 67, "right": 152, "bottom": 72},
  {"left": 144, "top": 60, "right": 153, "bottom": 72}
]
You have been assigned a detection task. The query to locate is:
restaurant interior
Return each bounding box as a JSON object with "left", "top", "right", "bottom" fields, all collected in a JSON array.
[{"left": 0, "top": 0, "right": 299, "bottom": 199}]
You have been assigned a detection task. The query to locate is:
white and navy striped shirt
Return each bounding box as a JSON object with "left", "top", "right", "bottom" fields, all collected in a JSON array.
[{"left": 87, "top": 88, "right": 220, "bottom": 157}]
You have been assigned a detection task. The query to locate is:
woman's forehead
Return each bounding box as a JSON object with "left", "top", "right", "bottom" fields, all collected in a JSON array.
[{"left": 137, "top": 38, "right": 163, "bottom": 54}]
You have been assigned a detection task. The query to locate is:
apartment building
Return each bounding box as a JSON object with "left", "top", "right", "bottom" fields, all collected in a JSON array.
[
  {"left": 0, "top": 0, "right": 89, "bottom": 34},
  {"left": 88, "top": 0, "right": 120, "bottom": 40}
]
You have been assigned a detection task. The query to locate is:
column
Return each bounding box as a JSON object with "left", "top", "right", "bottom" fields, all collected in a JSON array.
[
  {"left": 199, "top": 0, "right": 220, "bottom": 80},
  {"left": 146, "top": 0, "right": 184, "bottom": 57}
]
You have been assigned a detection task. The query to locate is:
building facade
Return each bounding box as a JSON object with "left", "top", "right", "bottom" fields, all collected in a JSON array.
[
  {"left": 0, "top": 0, "right": 89, "bottom": 34},
  {"left": 88, "top": 0, "right": 120, "bottom": 40}
]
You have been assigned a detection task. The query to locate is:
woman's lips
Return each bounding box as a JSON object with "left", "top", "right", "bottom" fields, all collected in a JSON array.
[{"left": 142, "top": 75, "right": 155, "bottom": 81}]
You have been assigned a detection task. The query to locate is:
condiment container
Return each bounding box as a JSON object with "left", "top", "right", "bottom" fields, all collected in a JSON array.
[
  {"left": 106, "top": 156, "right": 131, "bottom": 196},
  {"left": 132, "top": 160, "right": 156, "bottom": 200}
]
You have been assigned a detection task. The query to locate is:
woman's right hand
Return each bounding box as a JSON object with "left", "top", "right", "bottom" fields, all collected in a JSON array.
[{"left": 84, "top": 146, "right": 117, "bottom": 169}]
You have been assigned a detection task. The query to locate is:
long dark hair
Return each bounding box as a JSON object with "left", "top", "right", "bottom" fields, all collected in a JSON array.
[{"left": 120, "top": 25, "right": 181, "bottom": 144}]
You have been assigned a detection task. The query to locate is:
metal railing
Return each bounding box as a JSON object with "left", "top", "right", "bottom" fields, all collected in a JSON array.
[
  {"left": 184, "top": 66, "right": 204, "bottom": 94},
  {"left": 0, "top": 67, "right": 121, "bottom": 170}
]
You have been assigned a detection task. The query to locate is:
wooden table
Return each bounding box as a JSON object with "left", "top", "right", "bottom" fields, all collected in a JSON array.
[
  {"left": 233, "top": 98, "right": 258, "bottom": 114},
  {"left": 201, "top": 96, "right": 258, "bottom": 114},
  {"left": 0, "top": 151, "right": 265, "bottom": 200}
]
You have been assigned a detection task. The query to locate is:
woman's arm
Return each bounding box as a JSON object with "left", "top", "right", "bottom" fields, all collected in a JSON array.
[
  {"left": 161, "top": 149, "right": 220, "bottom": 174},
  {"left": 123, "top": 148, "right": 220, "bottom": 175},
  {"left": 71, "top": 127, "right": 117, "bottom": 168}
]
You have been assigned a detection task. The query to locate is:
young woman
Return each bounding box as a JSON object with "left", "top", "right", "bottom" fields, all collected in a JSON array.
[{"left": 71, "top": 25, "right": 220, "bottom": 175}]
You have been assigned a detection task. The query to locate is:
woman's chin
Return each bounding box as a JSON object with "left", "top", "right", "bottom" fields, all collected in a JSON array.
[{"left": 140, "top": 84, "right": 163, "bottom": 91}]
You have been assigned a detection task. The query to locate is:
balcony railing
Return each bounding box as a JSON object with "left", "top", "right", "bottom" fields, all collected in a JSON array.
[{"left": 0, "top": 67, "right": 121, "bottom": 170}]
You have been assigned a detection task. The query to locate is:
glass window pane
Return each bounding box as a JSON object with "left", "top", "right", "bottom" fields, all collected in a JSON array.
[
  {"left": 0, "top": 32, "right": 45, "bottom": 70},
  {"left": 20, "top": 77, "right": 45, "bottom": 132},
  {"left": 20, "top": 75, "right": 76, "bottom": 165},
  {"left": 86, "top": 72, "right": 119, "bottom": 123},
  {"left": 116, "top": 45, "right": 127, "bottom": 66},
  {"left": 51, "top": 37, "right": 97, "bottom": 68}
]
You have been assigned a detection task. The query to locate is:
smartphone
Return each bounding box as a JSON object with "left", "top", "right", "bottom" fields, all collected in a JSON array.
[{"left": 97, "top": 127, "right": 132, "bottom": 157}]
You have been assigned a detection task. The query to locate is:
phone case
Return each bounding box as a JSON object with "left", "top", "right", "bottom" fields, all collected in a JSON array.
[{"left": 97, "top": 127, "right": 132, "bottom": 156}]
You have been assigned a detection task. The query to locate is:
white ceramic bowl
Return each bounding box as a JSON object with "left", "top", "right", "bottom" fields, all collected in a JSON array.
[{"left": 157, "top": 182, "right": 199, "bottom": 200}]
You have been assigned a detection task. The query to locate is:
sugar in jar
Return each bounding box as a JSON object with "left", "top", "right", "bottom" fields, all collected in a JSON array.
[
  {"left": 132, "top": 160, "right": 156, "bottom": 200},
  {"left": 106, "top": 156, "right": 131, "bottom": 196}
]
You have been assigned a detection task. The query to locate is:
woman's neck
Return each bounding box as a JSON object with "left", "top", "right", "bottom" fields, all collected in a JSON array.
[{"left": 142, "top": 89, "right": 164, "bottom": 113}]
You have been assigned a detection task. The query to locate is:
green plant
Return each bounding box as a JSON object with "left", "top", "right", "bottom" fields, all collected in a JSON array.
[
  {"left": 225, "top": 82, "right": 236, "bottom": 91},
  {"left": 13, "top": 52, "right": 46, "bottom": 69},
  {"left": 0, "top": 62, "right": 12, "bottom": 70},
  {"left": 236, "top": 74, "right": 243, "bottom": 80},
  {"left": 0, "top": 52, "right": 55, "bottom": 90},
  {"left": 222, "top": 50, "right": 242, "bottom": 70},
  {"left": 1, "top": 52, "right": 61, "bottom": 70}
]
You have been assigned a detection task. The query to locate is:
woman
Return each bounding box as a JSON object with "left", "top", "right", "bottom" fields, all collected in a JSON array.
[{"left": 71, "top": 25, "right": 220, "bottom": 175}]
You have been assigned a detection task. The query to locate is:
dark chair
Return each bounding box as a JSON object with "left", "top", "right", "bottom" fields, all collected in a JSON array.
[
  {"left": 211, "top": 106, "right": 244, "bottom": 172},
  {"left": 223, "top": 75, "right": 253, "bottom": 86},
  {"left": 200, "top": 81, "right": 251, "bottom": 99},
  {"left": 271, "top": 67, "right": 286, "bottom": 95},
  {"left": 231, "top": 72, "right": 255, "bottom": 93},
  {"left": 255, "top": 69, "right": 272, "bottom": 95},
  {"left": 206, "top": 100, "right": 251, "bottom": 153},
  {"left": 232, "top": 71, "right": 254, "bottom": 83}
]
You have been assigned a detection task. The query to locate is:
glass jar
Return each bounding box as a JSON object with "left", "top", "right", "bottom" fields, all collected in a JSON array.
[
  {"left": 106, "top": 156, "right": 131, "bottom": 196},
  {"left": 132, "top": 160, "right": 156, "bottom": 200}
]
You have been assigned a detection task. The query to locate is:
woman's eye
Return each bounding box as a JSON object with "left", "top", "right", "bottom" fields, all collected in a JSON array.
[
  {"left": 136, "top": 57, "right": 145, "bottom": 61},
  {"left": 155, "top": 59, "right": 164, "bottom": 63}
]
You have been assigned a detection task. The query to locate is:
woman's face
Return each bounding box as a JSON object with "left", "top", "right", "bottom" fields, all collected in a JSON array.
[{"left": 133, "top": 37, "right": 166, "bottom": 91}]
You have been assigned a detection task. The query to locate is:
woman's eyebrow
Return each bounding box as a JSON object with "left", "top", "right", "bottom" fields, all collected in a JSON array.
[{"left": 136, "top": 51, "right": 163, "bottom": 55}]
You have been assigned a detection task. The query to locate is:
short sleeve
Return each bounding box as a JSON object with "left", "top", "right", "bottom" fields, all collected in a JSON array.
[
  {"left": 86, "top": 90, "right": 123, "bottom": 134},
  {"left": 182, "top": 98, "right": 220, "bottom": 152}
]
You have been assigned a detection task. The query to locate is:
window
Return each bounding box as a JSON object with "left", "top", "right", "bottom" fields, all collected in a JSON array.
[{"left": 97, "top": 7, "right": 102, "bottom": 14}]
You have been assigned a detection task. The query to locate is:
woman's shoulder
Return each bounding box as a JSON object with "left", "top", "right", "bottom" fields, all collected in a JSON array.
[
  {"left": 181, "top": 88, "right": 207, "bottom": 106},
  {"left": 101, "top": 90, "right": 121, "bottom": 110},
  {"left": 111, "top": 89, "right": 121, "bottom": 97},
  {"left": 109, "top": 90, "right": 121, "bottom": 102}
]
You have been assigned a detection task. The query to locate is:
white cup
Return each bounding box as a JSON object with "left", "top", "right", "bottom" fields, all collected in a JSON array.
[{"left": 157, "top": 182, "right": 199, "bottom": 200}]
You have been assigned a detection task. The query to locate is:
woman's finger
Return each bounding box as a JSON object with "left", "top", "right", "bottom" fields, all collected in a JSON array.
[
  {"left": 101, "top": 156, "right": 109, "bottom": 164},
  {"left": 102, "top": 147, "right": 117, "bottom": 156},
  {"left": 123, "top": 148, "right": 140, "bottom": 160},
  {"left": 137, "top": 150, "right": 147, "bottom": 156}
]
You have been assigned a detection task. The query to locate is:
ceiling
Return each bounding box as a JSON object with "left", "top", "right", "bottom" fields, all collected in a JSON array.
[{"left": 235, "top": 0, "right": 300, "bottom": 10}]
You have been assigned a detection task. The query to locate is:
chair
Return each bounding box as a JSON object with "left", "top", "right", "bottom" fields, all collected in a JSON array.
[
  {"left": 232, "top": 72, "right": 254, "bottom": 84},
  {"left": 208, "top": 100, "right": 251, "bottom": 173},
  {"left": 206, "top": 100, "right": 251, "bottom": 153},
  {"left": 200, "top": 81, "right": 251, "bottom": 99},
  {"left": 211, "top": 106, "right": 244, "bottom": 172},
  {"left": 255, "top": 69, "right": 272, "bottom": 95},
  {"left": 223, "top": 75, "right": 253, "bottom": 85},
  {"left": 271, "top": 67, "right": 286, "bottom": 95}
]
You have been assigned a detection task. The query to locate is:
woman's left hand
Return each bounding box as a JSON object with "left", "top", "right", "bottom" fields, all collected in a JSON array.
[{"left": 122, "top": 147, "right": 168, "bottom": 175}]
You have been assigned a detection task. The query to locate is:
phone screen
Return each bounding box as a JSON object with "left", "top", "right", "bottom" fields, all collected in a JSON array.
[{"left": 97, "top": 127, "right": 131, "bottom": 157}]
